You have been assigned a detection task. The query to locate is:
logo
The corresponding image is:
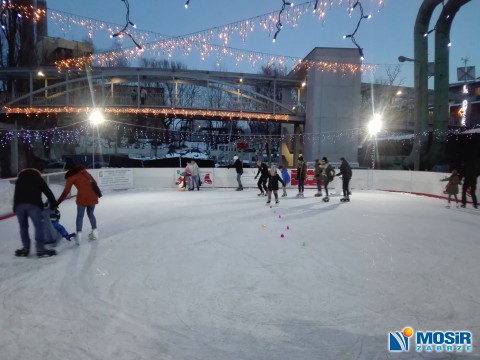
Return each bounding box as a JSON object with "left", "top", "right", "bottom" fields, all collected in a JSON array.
[
  {"left": 389, "top": 327, "right": 413, "bottom": 352},
  {"left": 388, "top": 327, "right": 473, "bottom": 353}
]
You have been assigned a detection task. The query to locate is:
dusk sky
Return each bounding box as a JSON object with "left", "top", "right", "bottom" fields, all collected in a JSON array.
[{"left": 45, "top": 0, "right": 480, "bottom": 87}]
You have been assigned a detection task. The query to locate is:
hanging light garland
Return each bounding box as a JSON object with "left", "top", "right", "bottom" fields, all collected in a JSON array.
[
  {"left": 343, "top": 1, "right": 371, "bottom": 60},
  {"left": 48, "top": 0, "right": 385, "bottom": 72},
  {"left": 109, "top": 0, "right": 142, "bottom": 49},
  {"left": 273, "top": 0, "right": 294, "bottom": 43}
]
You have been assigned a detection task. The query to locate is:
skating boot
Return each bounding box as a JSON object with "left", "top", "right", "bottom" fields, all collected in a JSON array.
[
  {"left": 340, "top": 197, "right": 350, "bottom": 202},
  {"left": 37, "top": 249, "right": 57, "bottom": 258},
  {"left": 258, "top": 192, "right": 265, "bottom": 197},
  {"left": 281, "top": 192, "right": 287, "bottom": 197},
  {"left": 89, "top": 229, "right": 99, "bottom": 241},
  {"left": 65, "top": 233, "right": 76, "bottom": 241},
  {"left": 74, "top": 231, "right": 82, "bottom": 246},
  {"left": 15, "top": 247, "right": 30, "bottom": 257},
  {"left": 266, "top": 199, "right": 271, "bottom": 204},
  {"left": 275, "top": 199, "right": 279, "bottom": 204},
  {"left": 314, "top": 192, "right": 322, "bottom": 197},
  {"left": 322, "top": 196, "right": 330, "bottom": 203}
]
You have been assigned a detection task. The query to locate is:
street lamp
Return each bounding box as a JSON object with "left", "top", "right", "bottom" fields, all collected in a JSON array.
[
  {"left": 367, "top": 114, "right": 382, "bottom": 169},
  {"left": 89, "top": 109, "right": 105, "bottom": 168},
  {"left": 398, "top": 55, "right": 425, "bottom": 171}
]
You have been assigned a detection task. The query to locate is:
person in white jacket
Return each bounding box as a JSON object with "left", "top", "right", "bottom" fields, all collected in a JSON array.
[{"left": 189, "top": 160, "right": 201, "bottom": 191}]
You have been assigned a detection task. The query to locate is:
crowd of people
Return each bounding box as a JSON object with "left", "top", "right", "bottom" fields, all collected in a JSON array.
[{"left": 11, "top": 154, "right": 479, "bottom": 258}]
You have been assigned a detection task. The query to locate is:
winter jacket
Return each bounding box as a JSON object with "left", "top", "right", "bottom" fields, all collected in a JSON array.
[
  {"left": 57, "top": 165, "right": 99, "bottom": 206},
  {"left": 314, "top": 161, "right": 323, "bottom": 178},
  {"left": 296, "top": 163, "right": 307, "bottom": 181},
  {"left": 13, "top": 168, "right": 57, "bottom": 212},
  {"left": 189, "top": 162, "right": 200, "bottom": 177},
  {"left": 267, "top": 174, "right": 285, "bottom": 191},
  {"left": 229, "top": 159, "right": 243, "bottom": 174},
  {"left": 255, "top": 163, "right": 269, "bottom": 178},
  {"left": 442, "top": 173, "right": 460, "bottom": 195},
  {"left": 337, "top": 160, "right": 352, "bottom": 180},
  {"left": 280, "top": 167, "right": 290, "bottom": 184},
  {"left": 322, "top": 163, "right": 335, "bottom": 182}
]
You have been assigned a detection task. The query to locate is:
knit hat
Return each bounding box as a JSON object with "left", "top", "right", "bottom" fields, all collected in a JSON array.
[
  {"left": 233, "top": 156, "right": 238, "bottom": 160},
  {"left": 322, "top": 157, "right": 328, "bottom": 162}
]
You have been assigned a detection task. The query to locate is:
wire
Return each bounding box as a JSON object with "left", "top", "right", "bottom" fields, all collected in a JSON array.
[
  {"left": 110, "top": 0, "right": 142, "bottom": 49},
  {"left": 273, "top": 0, "right": 294, "bottom": 43},
  {"left": 343, "top": 1, "right": 370, "bottom": 60}
]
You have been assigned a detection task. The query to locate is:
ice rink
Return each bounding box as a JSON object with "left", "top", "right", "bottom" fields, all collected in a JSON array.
[{"left": 1, "top": 188, "right": 479, "bottom": 359}]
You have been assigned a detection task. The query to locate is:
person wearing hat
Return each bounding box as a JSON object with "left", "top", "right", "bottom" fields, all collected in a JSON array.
[
  {"left": 228, "top": 155, "right": 244, "bottom": 191},
  {"left": 296, "top": 156, "right": 307, "bottom": 198}
]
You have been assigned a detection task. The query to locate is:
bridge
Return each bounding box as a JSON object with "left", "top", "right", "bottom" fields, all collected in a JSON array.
[{"left": 0, "top": 67, "right": 306, "bottom": 123}]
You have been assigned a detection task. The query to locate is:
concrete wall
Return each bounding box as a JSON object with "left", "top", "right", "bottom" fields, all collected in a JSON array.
[{"left": 303, "top": 47, "right": 362, "bottom": 163}]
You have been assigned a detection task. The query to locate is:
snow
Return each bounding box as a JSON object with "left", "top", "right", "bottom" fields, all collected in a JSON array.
[{"left": 0, "top": 188, "right": 479, "bottom": 359}]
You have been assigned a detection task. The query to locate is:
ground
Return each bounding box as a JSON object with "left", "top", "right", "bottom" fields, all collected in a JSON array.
[{"left": 0, "top": 189, "right": 478, "bottom": 359}]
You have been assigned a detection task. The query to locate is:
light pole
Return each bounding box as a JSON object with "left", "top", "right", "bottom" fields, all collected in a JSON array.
[
  {"left": 398, "top": 55, "right": 425, "bottom": 171},
  {"left": 88, "top": 109, "right": 105, "bottom": 168},
  {"left": 367, "top": 114, "right": 383, "bottom": 169}
]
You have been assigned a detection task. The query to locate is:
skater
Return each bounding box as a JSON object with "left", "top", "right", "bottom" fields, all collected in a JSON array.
[
  {"left": 44, "top": 202, "right": 76, "bottom": 245},
  {"left": 57, "top": 161, "right": 100, "bottom": 245},
  {"left": 320, "top": 157, "right": 335, "bottom": 202},
  {"left": 140, "top": 87, "right": 147, "bottom": 105},
  {"left": 336, "top": 157, "right": 352, "bottom": 202},
  {"left": 314, "top": 159, "right": 324, "bottom": 197},
  {"left": 13, "top": 168, "right": 57, "bottom": 257},
  {"left": 278, "top": 164, "right": 290, "bottom": 197},
  {"left": 189, "top": 160, "right": 201, "bottom": 191},
  {"left": 266, "top": 167, "right": 285, "bottom": 204},
  {"left": 254, "top": 160, "right": 269, "bottom": 196},
  {"left": 460, "top": 160, "right": 479, "bottom": 208},
  {"left": 441, "top": 169, "right": 460, "bottom": 208},
  {"left": 296, "top": 156, "right": 307, "bottom": 198},
  {"left": 130, "top": 88, "right": 137, "bottom": 104},
  {"left": 228, "top": 155, "right": 243, "bottom": 190},
  {"left": 185, "top": 161, "right": 192, "bottom": 190}
]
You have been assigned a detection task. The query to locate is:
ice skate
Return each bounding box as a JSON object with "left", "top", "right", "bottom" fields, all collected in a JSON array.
[
  {"left": 314, "top": 192, "right": 322, "bottom": 197},
  {"left": 65, "top": 233, "right": 76, "bottom": 241},
  {"left": 258, "top": 192, "right": 265, "bottom": 197},
  {"left": 266, "top": 200, "right": 271, "bottom": 204},
  {"left": 340, "top": 197, "right": 350, "bottom": 202},
  {"left": 445, "top": 205, "right": 450, "bottom": 208},
  {"left": 460, "top": 204, "right": 466, "bottom": 208},
  {"left": 15, "top": 247, "right": 29, "bottom": 257},
  {"left": 74, "top": 232, "right": 82, "bottom": 246},
  {"left": 37, "top": 249, "right": 57, "bottom": 258},
  {"left": 322, "top": 196, "right": 330, "bottom": 203},
  {"left": 281, "top": 192, "right": 287, "bottom": 197},
  {"left": 236, "top": 187, "right": 243, "bottom": 191},
  {"left": 89, "top": 229, "right": 99, "bottom": 241},
  {"left": 275, "top": 199, "right": 279, "bottom": 204}
]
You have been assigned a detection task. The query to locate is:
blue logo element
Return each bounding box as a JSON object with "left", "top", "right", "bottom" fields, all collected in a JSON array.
[{"left": 389, "top": 331, "right": 409, "bottom": 352}]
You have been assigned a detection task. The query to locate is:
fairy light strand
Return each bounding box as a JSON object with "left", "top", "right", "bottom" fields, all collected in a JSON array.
[
  {"left": 110, "top": 0, "right": 142, "bottom": 49},
  {"left": 343, "top": 1, "right": 371, "bottom": 60},
  {"left": 273, "top": 0, "right": 294, "bottom": 43}
]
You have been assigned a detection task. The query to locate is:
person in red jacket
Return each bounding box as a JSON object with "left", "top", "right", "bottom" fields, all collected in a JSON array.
[{"left": 57, "top": 162, "right": 100, "bottom": 245}]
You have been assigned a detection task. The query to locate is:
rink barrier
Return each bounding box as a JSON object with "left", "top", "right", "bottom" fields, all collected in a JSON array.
[{"left": 1, "top": 168, "right": 478, "bottom": 219}]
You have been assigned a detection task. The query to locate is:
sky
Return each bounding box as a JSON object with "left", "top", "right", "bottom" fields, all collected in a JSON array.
[
  {"left": 44, "top": 0, "right": 480, "bottom": 88},
  {"left": 1, "top": 187, "right": 479, "bottom": 359}
]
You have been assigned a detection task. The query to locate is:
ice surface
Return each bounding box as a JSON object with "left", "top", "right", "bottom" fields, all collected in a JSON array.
[{"left": 1, "top": 189, "right": 479, "bottom": 359}]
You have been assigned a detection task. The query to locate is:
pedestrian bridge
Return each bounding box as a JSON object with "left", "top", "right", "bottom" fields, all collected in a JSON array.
[{"left": 0, "top": 67, "right": 306, "bottom": 123}]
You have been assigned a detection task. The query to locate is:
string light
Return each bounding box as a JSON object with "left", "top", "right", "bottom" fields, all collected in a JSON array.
[
  {"left": 48, "top": 1, "right": 385, "bottom": 71},
  {"left": 110, "top": 0, "right": 142, "bottom": 49},
  {"left": 343, "top": 1, "right": 371, "bottom": 60},
  {"left": 273, "top": 0, "right": 294, "bottom": 43}
]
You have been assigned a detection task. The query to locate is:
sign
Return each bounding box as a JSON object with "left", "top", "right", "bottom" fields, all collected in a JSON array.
[{"left": 97, "top": 168, "right": 133, "bottom": 190}]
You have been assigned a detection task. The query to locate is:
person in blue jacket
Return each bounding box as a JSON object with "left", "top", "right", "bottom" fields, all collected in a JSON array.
[{"left": 278, "top": 164, "right": 290, "bottom": 197}]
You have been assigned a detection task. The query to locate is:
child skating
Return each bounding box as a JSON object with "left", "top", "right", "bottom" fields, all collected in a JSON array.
[
  {"left": 441, "top": 169, "right": 461, "bottom": 208},
  {"left": 266, "top": 167, "right": 285, "bottom": 204}
]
